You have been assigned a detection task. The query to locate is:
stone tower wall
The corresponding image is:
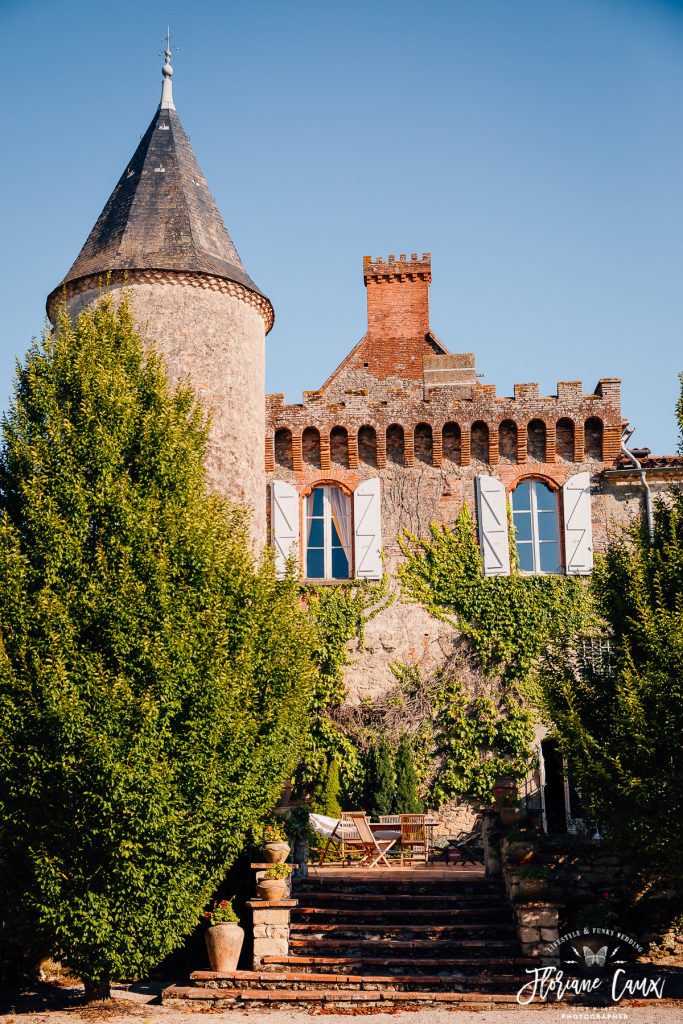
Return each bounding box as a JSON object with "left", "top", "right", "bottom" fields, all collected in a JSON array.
[{"left": 65, "top": 272, "right": 267, "bottom": 548}]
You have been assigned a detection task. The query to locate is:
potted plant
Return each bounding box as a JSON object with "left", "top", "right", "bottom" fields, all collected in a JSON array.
[
  {"left": 517, "top": 863, "right": 552, "bottom": 895},
  {"left": 261, "top": 820, "right": 291, "bottom": 864},
  {"left": 203, "top": 899, "right": 244, "bottom": 973},
  {"left": 257, "top": 863, "right": 292, "bottom": 901}
]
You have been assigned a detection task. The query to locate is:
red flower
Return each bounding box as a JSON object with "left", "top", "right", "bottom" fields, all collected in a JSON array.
[{"left": 220, "top": 900, "right": 228, "bottom": 908}]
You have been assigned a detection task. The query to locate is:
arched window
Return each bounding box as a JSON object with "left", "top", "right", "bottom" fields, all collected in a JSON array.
[
  {"left": 511, "top": 479, "right": 562, "bottom": 575},
  {"left": 527, "top": 419, "right": 547, "bottom": 462},
  {"left": 330, "top": 426, "right": 349, "bottom": 468},
  {"left": 443, "top": 422, "right": 461, "bottom": 465},
  {"left": 414, "top": 423, "right": 433, "bottom": 464},
  {"left": 471, "top": 421, "right": 489, "bottom": 463},
  {"left": 358, "top": 425, "right": 377, "bottom": 468},
  {"left": 274, "top": 428, "right": 293, "bottom": 470},
  {"left": 585, "top": 418, "right": 603, "bottom": 460},
  {"left": 499, "top": 420, "right": 517, "bottom": 464},
  {"left": 386, "top": 424, "right": 404, "bottom": 465},
  {"left": 304, "top": 485, "right": 352, "bottom": 580},
  {"left": 556, "top": 418, "right": 575, "bottom": 462},
  {"left": 302, "top": 427, "right": 321, "bottom": 469}
]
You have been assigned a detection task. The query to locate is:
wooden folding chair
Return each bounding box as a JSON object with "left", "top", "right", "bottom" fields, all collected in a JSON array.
[
  {"left": 400, "top": 814, "right": 428, "bottom": 864},
  {"left": 345, "top": 811, "right": 396, "bottom": 868},
  {"left": 317, "top": 812, "right": 365, "bottom": 865}
]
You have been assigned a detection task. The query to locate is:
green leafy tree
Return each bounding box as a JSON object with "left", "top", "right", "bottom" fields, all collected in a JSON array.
[
  {"left": 392, "top": 735, "right": 423, "bottom": 813},
  {"left": 0, "top": 299, "right": 317, "bottom": 998},
  {"left": 677, "top": 371, "right": 683, "bottom": 454},
  {"left": 311, "top": 759, "right": 342, "bottom": 817},
  {"left": 538, "top": 487, "right": 683, "bottom": 879},
  {"left": 364, "top": 740, "right": 395, "bottom": 817}
]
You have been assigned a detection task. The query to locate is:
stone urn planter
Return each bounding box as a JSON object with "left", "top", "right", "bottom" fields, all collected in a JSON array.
[
  {"left": 205, "top": 922, "right": 244, "bottom": 973},
  {"left": 257, "top": 877, "right": 288, "bottom": 901},
  {"left": 264, "top": 840, "right": 291, "bottom": 864}
]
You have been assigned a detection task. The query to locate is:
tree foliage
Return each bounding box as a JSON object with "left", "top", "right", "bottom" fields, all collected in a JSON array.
[
  {"left": 0, "top": 299, "right": 317, "bottom": 995},
  {"left": 364, "top": 741, "right": 395, "bottom": 817},
  {"left": 537, "top": 488, "right": 683, "bottom": 879},
  {"left": 392, "top": 735, "right": 423, "bottom": 813}
]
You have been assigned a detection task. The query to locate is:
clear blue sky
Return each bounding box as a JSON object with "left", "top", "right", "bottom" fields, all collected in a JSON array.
[{"left": 1, "top": 0, "right": 682, "bottom": 454}]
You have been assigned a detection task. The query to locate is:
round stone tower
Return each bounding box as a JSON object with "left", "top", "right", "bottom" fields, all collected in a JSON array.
[{"left": 47, "top": 48, "right": 273, "bottom": 547}]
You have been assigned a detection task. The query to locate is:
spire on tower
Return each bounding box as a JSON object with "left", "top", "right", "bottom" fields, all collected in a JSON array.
[{"left": 160, "top": 27, "right": 175, "bottom": 110}]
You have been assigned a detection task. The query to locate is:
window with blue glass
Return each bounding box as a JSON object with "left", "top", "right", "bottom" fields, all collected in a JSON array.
[
  {"left": 305, "top": 485, "right": 352, "bottom": 580},
  {"left": 511, "top": 479, "right": 562, "bottom": 574}
]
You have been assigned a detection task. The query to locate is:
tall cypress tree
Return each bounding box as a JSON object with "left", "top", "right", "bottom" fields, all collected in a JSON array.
[
  {"left": 0, "top": 299, "right": 317, "bottom": 997},
  {"left": 392, "top": 735, "right": 423, "bottom": 813},
  {"left": 364, "top": 740, "right": 395, "bottom": 817}
]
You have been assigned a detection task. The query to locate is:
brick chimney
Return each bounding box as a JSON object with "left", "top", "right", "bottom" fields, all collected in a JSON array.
[
  {"left": 319, "top": 252, "right": 446, "bottom": 392},
  {"left": 364, "top": 253, "right": 431, "bottom": 340}
]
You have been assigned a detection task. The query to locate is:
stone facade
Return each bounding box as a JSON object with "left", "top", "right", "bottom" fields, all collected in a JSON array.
[
  {"left": 265, "top": 252, "right": 677, "bottom": 701},
  {"left": 63, "top": 271, "right": 268, "bottom": 547}
]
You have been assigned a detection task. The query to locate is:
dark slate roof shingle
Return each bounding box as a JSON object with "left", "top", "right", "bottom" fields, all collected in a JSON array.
[{"left": 48, "top": 104, "right": 268, "bottom": 306}]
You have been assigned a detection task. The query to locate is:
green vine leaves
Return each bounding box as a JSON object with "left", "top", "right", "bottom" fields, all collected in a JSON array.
[{"left": 397, "top": 504, "right": 593, "bottom": 688}]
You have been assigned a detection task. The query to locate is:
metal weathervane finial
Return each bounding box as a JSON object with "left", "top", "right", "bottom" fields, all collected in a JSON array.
[{"left": 159, "top": 26, "right": 177, "bottom": 111}]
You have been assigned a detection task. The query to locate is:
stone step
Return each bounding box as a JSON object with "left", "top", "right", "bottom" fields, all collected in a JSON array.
[
  {"left": 261, "top": 954, "right": 536, "bottom": 974},
  {"left": 290, "top": 922, "right": 516, "bottom": 938},
  {"left": 188, "top": 969, "right": 523, "bottom": 991},
  {"left": 292, "top": 904, "right": 508, "bottom": 920},
  {"left": 294, "top": 891, "right": 504, "bottom": 906},
  {"left": 164, "top": 984, "right": 520, "bottom": 1008},
  {"left": 289, "top": 937, "right": 518, "bottom": 954}
]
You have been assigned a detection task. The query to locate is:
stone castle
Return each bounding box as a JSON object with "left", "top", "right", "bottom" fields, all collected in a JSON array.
[{"left": 49, "top": 60, "right": 682, "bottom": 725}]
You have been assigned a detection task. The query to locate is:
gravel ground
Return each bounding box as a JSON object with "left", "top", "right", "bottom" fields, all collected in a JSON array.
[{"left": 0, "top": 985, "right": 681, "bottom": 1024}]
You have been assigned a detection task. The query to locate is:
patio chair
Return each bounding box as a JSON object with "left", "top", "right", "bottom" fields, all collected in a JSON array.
[
  {"left": 378, "top": 814, "right": 401, "bottom": 825},
  {"left": 345, "top": 811, "right": 397, "bottom": 868},
  {"left": 314, "top": 812, "right": 364, "bottom": 865},
  {"left": 445, "top": 816, "right": 484, "bottom": 865},
  {"left": 399, "top": 813, "right": 428, "bottom": 864}
]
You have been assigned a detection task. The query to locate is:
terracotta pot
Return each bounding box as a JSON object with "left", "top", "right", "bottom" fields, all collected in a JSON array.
[
  {"left": 257, "top": 877, "right": 288, "bottom": 901},
  {"left": 264, "top": 841, "right": 290, "bottom": 864},
  {"left": 264, "top": 839, "right": 290, "bottom": 864},
  {"left": 205, "top": 922, "right": 244, "bottom": 973}
]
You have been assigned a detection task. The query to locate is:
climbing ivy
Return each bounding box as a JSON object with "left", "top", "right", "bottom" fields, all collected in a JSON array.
[
  {"left": 430, "top": 680, "right": 536, "bottom": 803},
  {"left": 394, "top": 504, "right": 593, "bottom": 802},
  {"left": 398, "top": 504, "right": 592, "bottom": 685},
  {"left": 296, "top": 578, "right": 392, "bottom": 788}
]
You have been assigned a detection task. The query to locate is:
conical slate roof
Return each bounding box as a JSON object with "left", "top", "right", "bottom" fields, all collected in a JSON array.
[{"left": 48, "top": 101, "right": 268, "bottom": 307}]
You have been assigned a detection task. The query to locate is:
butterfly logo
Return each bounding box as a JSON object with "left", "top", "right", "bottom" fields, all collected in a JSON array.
[{"left": 582, "top": 945, "right": 608, "bottom": 967}]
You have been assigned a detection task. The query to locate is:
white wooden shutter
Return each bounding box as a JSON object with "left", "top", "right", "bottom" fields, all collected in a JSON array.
[
  {"left": 354, "top": 477, "right": 383, "bottom": 580},
  {"left": 271, "top": 480, "right": 300, "bottom": 580},
  {"left": 563, "top": 472, "right": 593, "bottom": 575},
  {"left": 475, "top": 475, "right": 511, "bottom": 576}
]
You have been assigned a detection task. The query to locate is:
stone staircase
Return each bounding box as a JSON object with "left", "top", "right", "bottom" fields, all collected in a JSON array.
[{"left": 163, "top": 870, "right": 534, "bottom": 1009}]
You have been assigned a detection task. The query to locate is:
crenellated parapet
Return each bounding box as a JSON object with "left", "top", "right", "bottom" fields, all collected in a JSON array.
[{"left": 265, "top": 374, "right": 623, "bottom": 473}]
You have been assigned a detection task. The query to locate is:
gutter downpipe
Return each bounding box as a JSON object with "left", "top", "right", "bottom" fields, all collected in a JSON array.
[{"left": 620, "top": 434, "right": 655, "bottom": 542}]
